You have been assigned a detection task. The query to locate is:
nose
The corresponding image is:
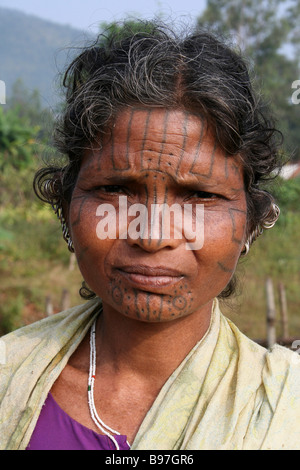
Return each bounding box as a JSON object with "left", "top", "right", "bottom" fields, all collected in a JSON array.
[{"left": 126, "top": 203, "right": 183, "bottom": 252}]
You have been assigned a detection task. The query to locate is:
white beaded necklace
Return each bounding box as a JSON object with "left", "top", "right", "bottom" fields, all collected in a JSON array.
[{"left": 88, "top": 318, "right": 130, "bottom": 450}]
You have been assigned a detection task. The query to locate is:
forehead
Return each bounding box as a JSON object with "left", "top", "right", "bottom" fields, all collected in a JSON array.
[
  {"left": 107, "top": 107, "right": 207, "bottom": 159},
  {"left": 81, "top": 107, "right": 242, "bottom": 184},
  {"left": 110, "top": 107, "right": 203, "bottom": 143}
]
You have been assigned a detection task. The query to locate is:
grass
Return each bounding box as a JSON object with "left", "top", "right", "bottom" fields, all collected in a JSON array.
[
  {"left": 0, "top": 205, "right": 84, "bottom": 335},
  {"left": 222, "top": 211, "right": 300, "bottom": 340}
]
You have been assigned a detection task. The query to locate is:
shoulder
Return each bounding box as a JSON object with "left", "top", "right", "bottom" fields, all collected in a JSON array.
[
  {"left": 223, "top": 312, "right": 300, "bottom": 383},
  {"left": 0, "top": 308, "right": 69, "bottom": 370},
  {"left": 261, "top": 344, "right": 300, "bottom": 412},
  {"left": 224, "top": 312, "right": 299, "bottom": 372},
  {"left": 1, "top": 297, "right": 101, "bottom": 344},
  {"left": 265, "top": 343, "right": 300, "bottom": 376},
  {"left": 259, "top": 344, "right": 300, "bottom": 449},
  {"left": 0, "top": 298, "right": 102, "bottom": 384}
]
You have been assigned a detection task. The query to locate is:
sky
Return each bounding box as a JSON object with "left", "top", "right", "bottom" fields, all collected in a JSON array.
[{"left": 0, "top": 0, "right": 207, "bottom": 32}]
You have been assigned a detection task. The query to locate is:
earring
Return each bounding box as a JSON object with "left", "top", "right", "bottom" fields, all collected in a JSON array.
[
  {"left": 79, "top": 281, "right": 96, "bottom": 300},
  {"left": 241, "top": 225, "right": 263, "bottom": 256},
  {"left": 51, "top": 199, "right": 75, "bottom": 254},
  {"left": 241, "top": 202, "right": 280, "bottom": 256},
  {"left": 44, "top": 179, "right": 75, "bottom": 253},
  {"left": 241, "top": 240, "right": 250, "bottom": 257}
]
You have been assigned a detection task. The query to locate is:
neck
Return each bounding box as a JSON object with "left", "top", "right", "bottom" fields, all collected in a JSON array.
[{"left": 96, "top": 300, "right": 213, "bottom": 383}]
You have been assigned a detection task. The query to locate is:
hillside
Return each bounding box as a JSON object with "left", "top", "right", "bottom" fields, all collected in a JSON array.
[{"left": 0, "top": 7, "right": 92, "bottom": 107}]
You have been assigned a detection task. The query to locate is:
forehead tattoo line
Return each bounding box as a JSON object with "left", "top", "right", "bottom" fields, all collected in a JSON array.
[
  {"left": 175, "top": 112, "right": 190, "bottom": 176},
  {"left": 125, "top": 108, "right": 136, "bottom": 170},
  {"left": 140, "top": 109, "right": 153, "bottom": 170},
  {"left": 157, "top": 110, "right": 171, "bottom": 169},
  {"left": 94, "top": 110, "right": 236, "bottom": 186},
  {"left": 188, "top": 136, "right": 217, "bottom": 179},
  {"left": 188, "top": 118, "right": 205, "bottom": 174}
]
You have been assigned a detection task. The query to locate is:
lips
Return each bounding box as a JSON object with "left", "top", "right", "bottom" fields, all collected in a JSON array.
[{"left": 115, "top": 265, "right": 184, "bottom": 288}]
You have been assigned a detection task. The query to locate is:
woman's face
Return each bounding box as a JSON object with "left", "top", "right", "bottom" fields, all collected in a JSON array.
[{"left": 69, "top": 108, "right": 247, "bottom": 322}]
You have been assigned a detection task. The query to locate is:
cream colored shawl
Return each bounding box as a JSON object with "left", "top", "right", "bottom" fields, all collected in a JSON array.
[{"left": 0, "top": 298, "right": 299, "bottom": 450}]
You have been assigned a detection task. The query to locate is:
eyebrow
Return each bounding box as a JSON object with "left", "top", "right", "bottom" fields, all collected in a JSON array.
[
  {"left": 102, "top": 172, "right": 226, "bottom": 191},
  {"left": 103, "top": 174, "right": 145, "bottom": 184}
]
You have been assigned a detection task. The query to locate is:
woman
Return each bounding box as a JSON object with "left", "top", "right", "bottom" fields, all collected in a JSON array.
[{"left": 1, "top": 22, "right": 299, "bottom": 450}]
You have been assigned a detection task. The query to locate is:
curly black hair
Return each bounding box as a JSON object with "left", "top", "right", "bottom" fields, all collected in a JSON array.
[{"left": 34, "top": 20, "right": 283, "bottom": 299}]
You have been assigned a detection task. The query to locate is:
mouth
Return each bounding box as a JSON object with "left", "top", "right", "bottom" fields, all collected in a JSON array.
[{"left": 115, "top": 265, "right": 184, "bottom": 289}]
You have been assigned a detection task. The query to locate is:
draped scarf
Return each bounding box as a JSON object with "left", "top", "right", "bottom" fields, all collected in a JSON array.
[{"left": 0, "top": 298, "right": 299, "bottom": 450}]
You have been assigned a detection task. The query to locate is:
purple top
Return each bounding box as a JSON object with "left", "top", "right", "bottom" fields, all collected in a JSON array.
[{"left": 26, "top": 393, "right": 130, "bottom": 450}]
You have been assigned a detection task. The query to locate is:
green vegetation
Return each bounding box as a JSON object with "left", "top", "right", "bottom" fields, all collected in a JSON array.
[
  {"left": 0, "top": 4, "right": 299, "bottom": 341},
  {"left": 223, "top": 199, "right": 300, "bottom": 340},
  {"left": 0, "top": 82, "right": 83, "bottom": 335},
  {"left": 197, "top": 0, "right": 300, "bottom": 162}
]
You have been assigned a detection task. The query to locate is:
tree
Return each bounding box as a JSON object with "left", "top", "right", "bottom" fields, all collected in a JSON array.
[
  {"left": 0, "top": 106, "right": 39, "bottom": 171},
  {"left": 197, "top": 0, "right": 300, "bottom": 161},
  {"left": 99, "top": 19, "right": 158, "bottom": 45},
  {"left": 7, "top": 79, "right": 54, "bottom": 143},
  {"left": 197, "top": 0, "right": 291, "bottom": 50}
]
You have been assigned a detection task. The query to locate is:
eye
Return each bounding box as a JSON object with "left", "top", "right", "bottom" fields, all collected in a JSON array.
[
  {"left": 93, "top": 185, "right": 127, "bottom": 194},
  {"left": 190, "top": 190, "right": 219, "bottom": 200},
  {"left": 102, "top": 185, "right": 124, "bottom": 193}
]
